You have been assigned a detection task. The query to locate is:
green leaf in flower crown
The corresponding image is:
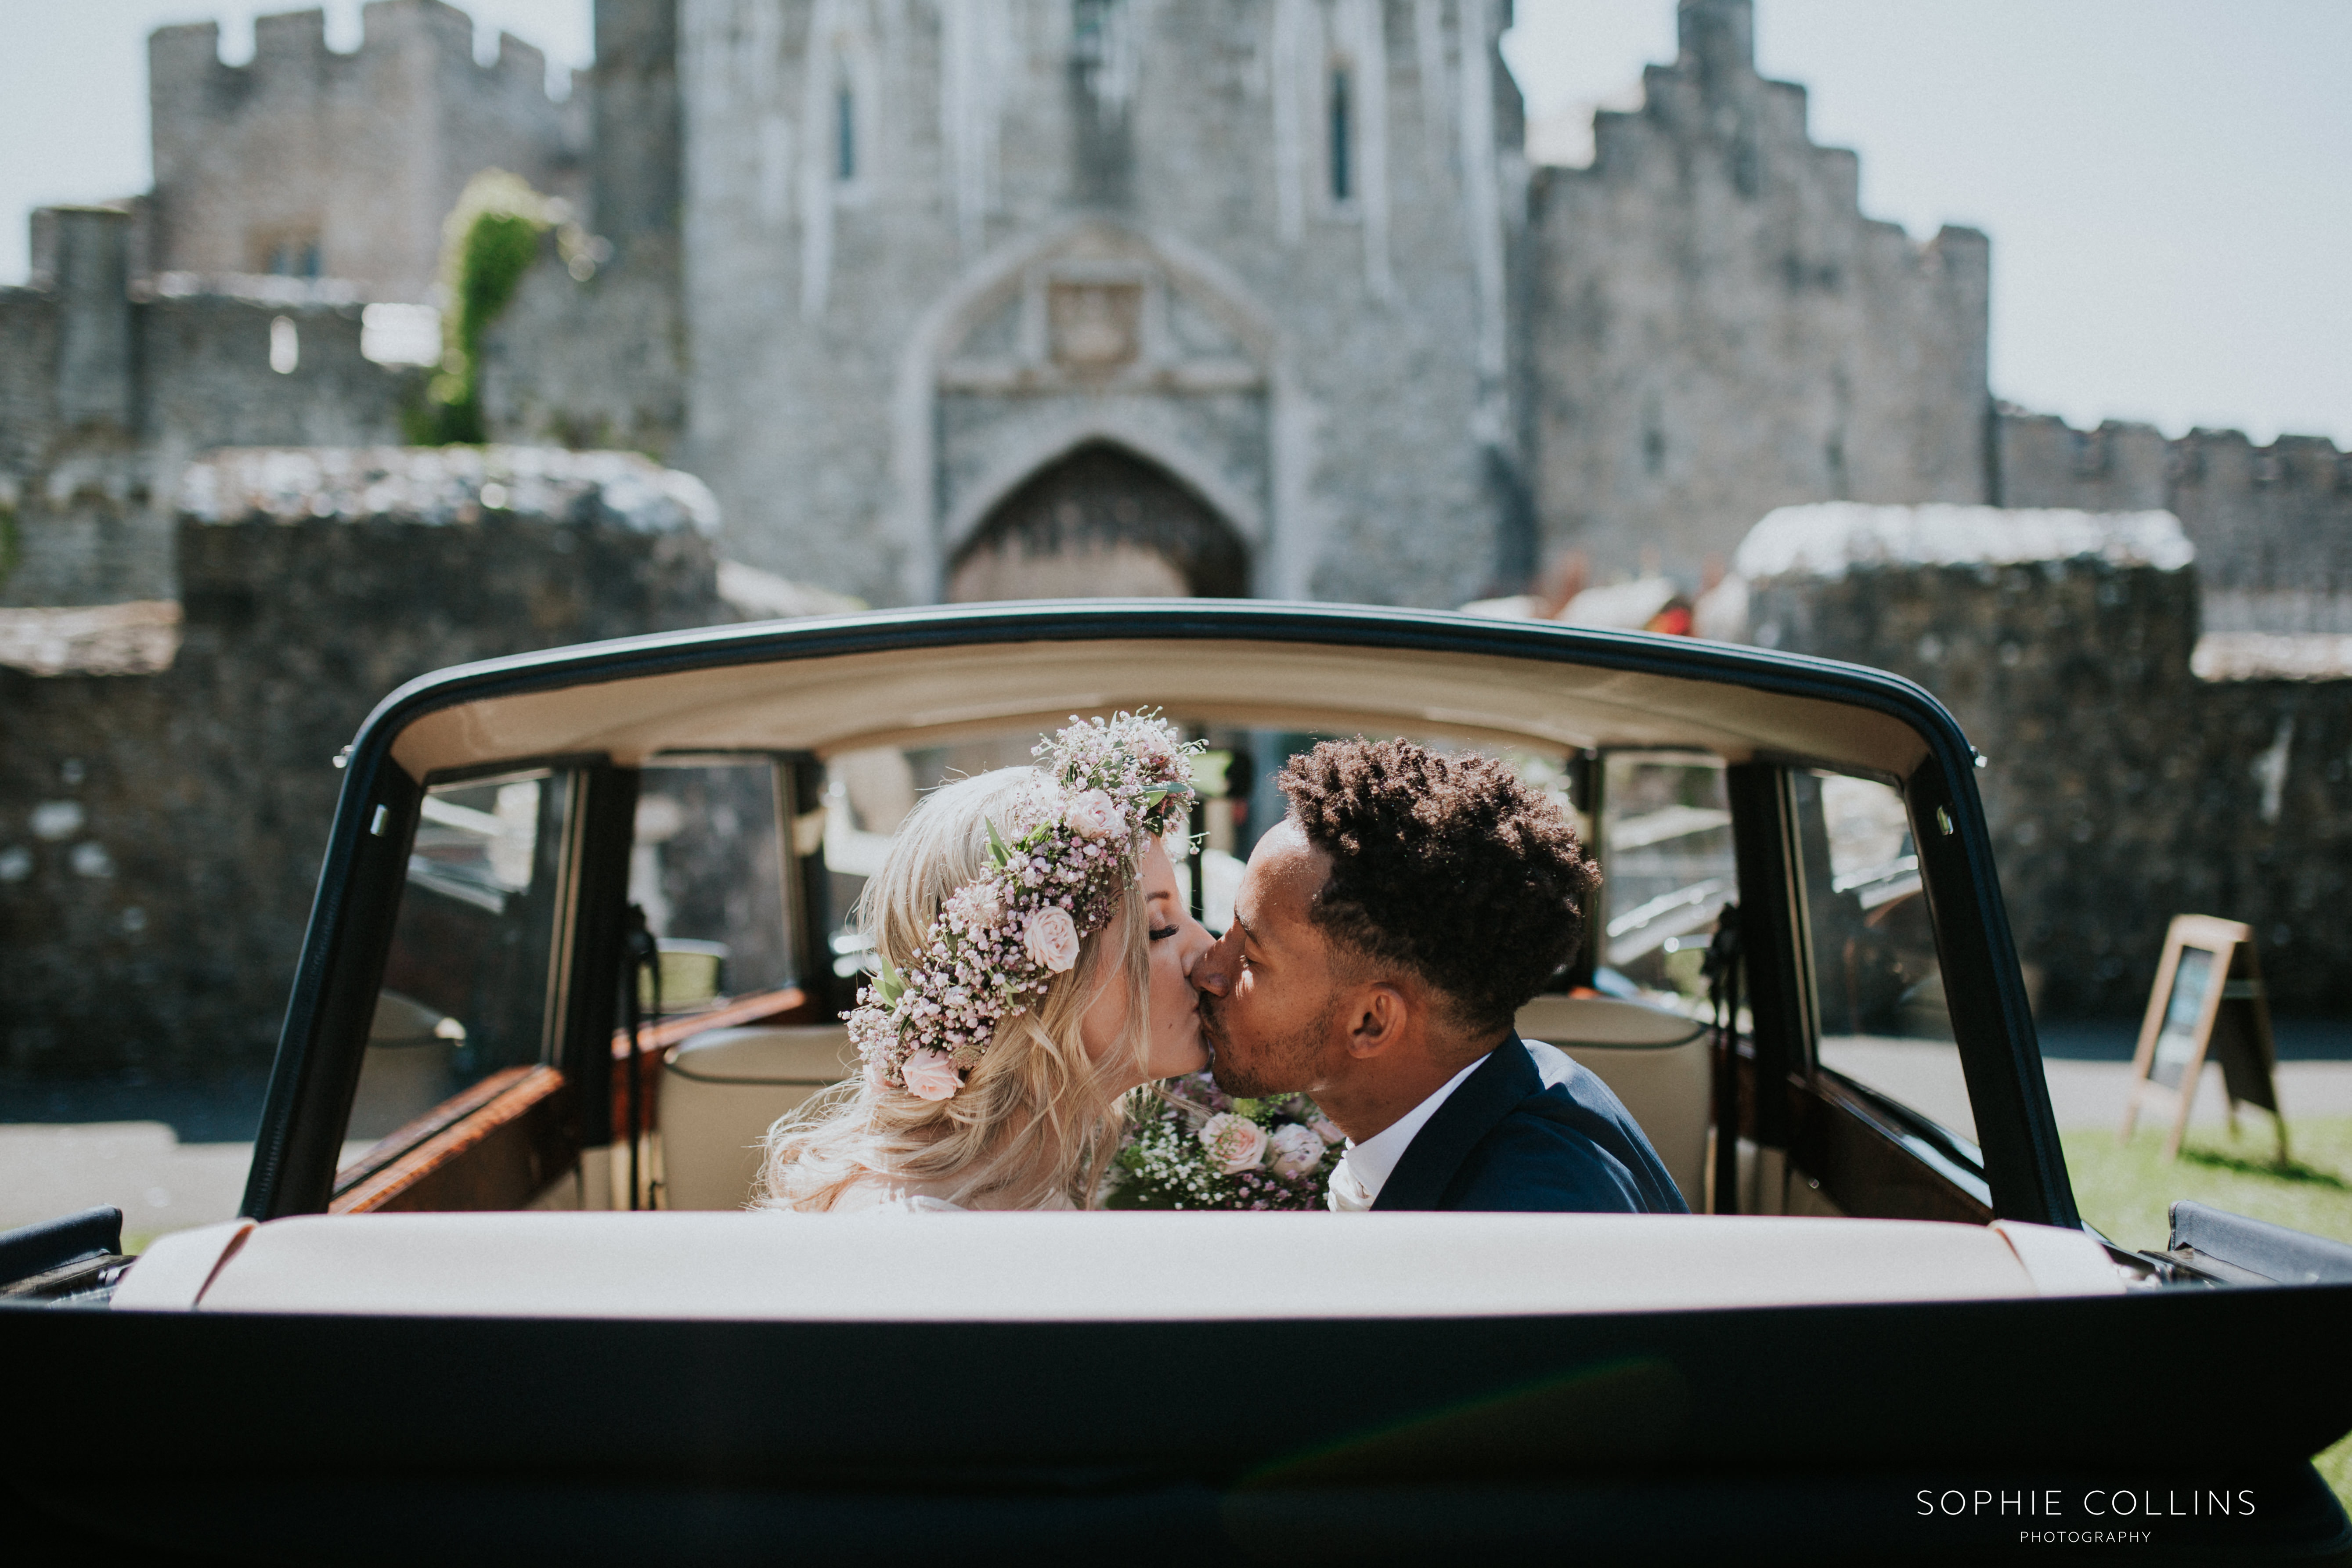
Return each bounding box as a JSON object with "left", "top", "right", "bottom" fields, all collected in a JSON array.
[
  {"left": 875, "top": 951, "right": 905, "bottom": 1005},
  {"left": 984, "top": 816, "right": 1010, "bottom": 868}
]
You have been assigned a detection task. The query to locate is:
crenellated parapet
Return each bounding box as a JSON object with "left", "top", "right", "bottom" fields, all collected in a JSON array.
[
  {"left": 1995, "top": 406, "right": 2352, "bottom": 628},
  {"left": 146, "top": 1, "right": 583, "bottom": 305}
]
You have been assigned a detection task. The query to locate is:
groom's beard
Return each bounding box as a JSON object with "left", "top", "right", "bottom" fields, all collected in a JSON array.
[{"left": 1205, "top": 995, "right": 1334, "bottom": 1099}]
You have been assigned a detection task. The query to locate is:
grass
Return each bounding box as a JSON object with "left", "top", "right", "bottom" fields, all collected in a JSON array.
[
  {"left": 2325, "top": 1437, "right": 2352, "bottom": 1517},
  {"left": 2061, "top": 1114, "right": 2352, "bottom": 1254},
  {"left": 2063, "top": 1116, "right": 2352, "bottom": 1511}
]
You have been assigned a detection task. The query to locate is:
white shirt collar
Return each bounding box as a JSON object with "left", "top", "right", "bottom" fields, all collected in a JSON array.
[{"left": 1327, "top": 1052, "right": 1490, "bottom": 1210}]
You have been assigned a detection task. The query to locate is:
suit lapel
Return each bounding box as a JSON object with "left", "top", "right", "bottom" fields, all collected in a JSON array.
[{"left": 1369, "top": 1034, "right": 1540, "bottom": 1211}]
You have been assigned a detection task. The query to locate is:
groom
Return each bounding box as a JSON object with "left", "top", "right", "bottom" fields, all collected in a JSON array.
[{"left": 1192, "top": 739, "right": 1686, "bottom": 1214}]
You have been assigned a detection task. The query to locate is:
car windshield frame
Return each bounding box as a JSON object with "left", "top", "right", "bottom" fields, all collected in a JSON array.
[{"left": 241, "top": 599, "right": 2069, "bottom": 1230}]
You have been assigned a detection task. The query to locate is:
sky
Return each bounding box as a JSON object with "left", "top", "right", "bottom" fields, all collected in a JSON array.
[{"left": 1, "top": 0, "right": 2345, "bottom": 445}]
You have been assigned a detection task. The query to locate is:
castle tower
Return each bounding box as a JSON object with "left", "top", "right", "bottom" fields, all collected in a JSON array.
[
  {"left": 677, "top": 0, "right": 1529, "bottom": 608},
  {"left": 147, "top": 0, "right": 584, "bottom": 302},
  {"left": 1528, "top": 0, "right": 1993, "bottom": 583}
]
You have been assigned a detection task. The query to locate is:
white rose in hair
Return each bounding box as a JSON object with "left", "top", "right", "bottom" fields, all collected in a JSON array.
[
  {"left": 1064, "top": 789, "right": 1125, "bottom": 840},
  {"left": 1023, "top": 906, "right": 1081, "bottom": 972},
  {"left": 1199, "top": 1112, "right": 1270, "bottom": 1175},
  {"left": 1267, "top": 1122, "right": 1326, "bottom": 1179},
  {"left": 950, "top": 884, "right": 1000, "bottom": 928},
  {"left": 900, "top": 1047, "right": 962, "bottom": 1101}
]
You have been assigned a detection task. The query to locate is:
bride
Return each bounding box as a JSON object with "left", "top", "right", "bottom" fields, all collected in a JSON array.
[{"left": 756, "top": 714, "right": 1213, "bottom": 1212}]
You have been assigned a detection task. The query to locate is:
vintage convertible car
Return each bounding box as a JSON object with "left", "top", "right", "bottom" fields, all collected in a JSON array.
[{"left": 7, "top": 600, "right": 2352, "bottom": 1564}]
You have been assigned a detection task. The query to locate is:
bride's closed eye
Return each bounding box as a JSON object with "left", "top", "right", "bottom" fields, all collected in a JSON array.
[{"left": 1148, "top": 923, "right": 1180, "bottom": 941}]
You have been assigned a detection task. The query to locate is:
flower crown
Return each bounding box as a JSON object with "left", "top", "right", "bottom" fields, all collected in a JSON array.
[{"left": 848, "top": 712, "right": 1201, "bottom": 1101}]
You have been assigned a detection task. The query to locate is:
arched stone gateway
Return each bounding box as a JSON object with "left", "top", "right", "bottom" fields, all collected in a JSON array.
[{"left": 945, "top": 442, "right": 1248, "bottom": 602}]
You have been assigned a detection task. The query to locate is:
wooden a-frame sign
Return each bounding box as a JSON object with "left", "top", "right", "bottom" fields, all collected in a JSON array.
[{"left": 2119, "top": 914, "right": 2285, "bottom": 1162}]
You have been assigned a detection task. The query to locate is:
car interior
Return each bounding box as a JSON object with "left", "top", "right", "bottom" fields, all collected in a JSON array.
[{"left": 117, "top": 619, "right": 2136, "bottom": 1316}]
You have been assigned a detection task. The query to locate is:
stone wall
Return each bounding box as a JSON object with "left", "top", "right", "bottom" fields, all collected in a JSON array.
[
  {"left": 1739, "top": 503, "right": 2352, "bottom": 1016},
  {"left": 478, "top": 231, "right": 686, "bottom": 459},
  {"left": 1526, "top": 0, "right": 1991, "bottom": 586},
  {"left": 1, "top": 207, "right": 419, "bottom": 609},
  {"left": 148, "top": 0, "right": 584, "bottom": 303},
  {"left": 1993, "top": 407, "right": 2352, "bottom": 634},
  {"left": 0, "top": 448, "right": 725, "bottom": 1088}
]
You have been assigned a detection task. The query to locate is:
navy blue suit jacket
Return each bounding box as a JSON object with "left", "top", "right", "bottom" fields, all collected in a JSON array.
[{"left": 1370, "top": 1033, "right": 1689, "bottom": 1214}]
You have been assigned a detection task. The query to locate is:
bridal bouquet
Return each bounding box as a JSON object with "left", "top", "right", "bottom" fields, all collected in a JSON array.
[{"left": 1108, "top": 1072, "right": 1346, "bottom": 1210}]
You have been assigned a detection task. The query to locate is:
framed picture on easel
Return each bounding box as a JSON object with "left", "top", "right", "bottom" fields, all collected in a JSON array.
[{"left": 2119, "top": 914, "right": 2286, "bottom": 1162}]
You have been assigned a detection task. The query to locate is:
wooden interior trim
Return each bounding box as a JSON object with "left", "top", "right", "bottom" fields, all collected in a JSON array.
[
  {"left": 610, "top": 986, "right": 815, "bottom": 1060},
  {"left": 331, "top": 1067, "right": 572, "bottom": 1215},
  {"left": 331, "top": 1065, "right": 538, "bottom": 1198},
  {"left": 610, "top": 985, "right": 814, "bottom": 1134}
]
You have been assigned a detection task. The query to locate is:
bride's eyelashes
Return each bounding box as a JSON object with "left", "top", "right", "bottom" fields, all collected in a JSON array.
[{"left": 1148, "top": 924, "right": 1180, "bottom": 942}]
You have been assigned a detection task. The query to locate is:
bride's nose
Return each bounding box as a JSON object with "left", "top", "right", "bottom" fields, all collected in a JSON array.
[{"left": 1177, "top": 910, "right": 1214, "bottom": 970}]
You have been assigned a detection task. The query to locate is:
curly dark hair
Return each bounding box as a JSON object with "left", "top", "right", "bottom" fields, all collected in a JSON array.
[{"left": 1277, "top": 739, "right": 1600, "bottom": 1035}]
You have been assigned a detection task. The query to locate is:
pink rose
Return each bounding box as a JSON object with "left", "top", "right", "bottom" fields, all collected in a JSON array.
[
  {"left": 1307, "top": 1113, "right": 1344, "bottom": 1146},
  {"left": 1023, "top": 906, "right": 1080, "bottom": 972},
  {"left": 1064, "top": 789, "right": 1125, "bottom": 840},
  {"left": 1268, "top": 1122, "right": 1325, "bottom": 1179},
  {"left": 900, "top": 1047, "right": 962, "bottom": 1101},
  {"left": 1199, "top": 1112, "right": 1269, "bottom": 1175}
]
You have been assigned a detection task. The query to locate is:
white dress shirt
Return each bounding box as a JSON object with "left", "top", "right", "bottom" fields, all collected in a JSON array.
[{"left": 1325, "top": 1052, "right": 1490, "bottom": 1212}]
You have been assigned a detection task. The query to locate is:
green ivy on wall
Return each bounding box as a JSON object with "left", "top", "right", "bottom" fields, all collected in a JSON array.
[{"left": 409, "top": 171, "right": 553, "bottom": 446}]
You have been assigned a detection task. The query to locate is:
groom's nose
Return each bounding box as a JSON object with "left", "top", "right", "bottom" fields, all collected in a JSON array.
[{"left": 1192, "top": 931, "right": 1235, "bottom": 998}]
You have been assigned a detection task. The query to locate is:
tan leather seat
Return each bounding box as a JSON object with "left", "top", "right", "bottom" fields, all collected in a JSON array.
[
  {"left": 661, "top": 996, "right": 1709, "bottom": 1211},
  {"left": 1513, "top": 994, "right": 1712, "bottom": 1208},
  {"left": 660, "top": 1026, "right": 858, "bottom": 1211}
]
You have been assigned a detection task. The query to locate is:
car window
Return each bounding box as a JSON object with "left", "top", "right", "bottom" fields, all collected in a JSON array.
[
  {"left": 819, "top": 728, "right": 1576, "bottom": 972},
  {"left": 1793, "top": 771, "right": 1972, "bottom": 1143},
  {"left": 358, "top": 770, "right": 575, "bottom": 1143},
  {"left": 1599, "top": 752, "right": 1734, "bottom": 1012},
  {"left": 631, "top": 757, "right": 797, "bottom": 1010}
]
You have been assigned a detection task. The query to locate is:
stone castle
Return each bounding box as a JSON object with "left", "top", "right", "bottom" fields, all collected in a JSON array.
[
  {"left": 2, "top": 0, "right": 2348, "bottom": 1082},
  {"left": 5, "top": 0, "right": 2343, "bottom": 618}
]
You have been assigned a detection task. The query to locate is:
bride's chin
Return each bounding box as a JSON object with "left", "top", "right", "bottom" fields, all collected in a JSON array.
[{"left": 1164, "top": 1021, "right": 1211, "bottom": 1077}]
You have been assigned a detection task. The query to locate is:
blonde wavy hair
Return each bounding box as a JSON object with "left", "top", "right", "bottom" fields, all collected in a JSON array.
[{"left": 755, "top": 767, "right": 1151, "bottom": 1211}]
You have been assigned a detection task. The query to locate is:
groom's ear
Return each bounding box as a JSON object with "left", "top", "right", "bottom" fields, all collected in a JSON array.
[{"left": 1340, "top": 982, "right": 1411, "bottom": 1059}]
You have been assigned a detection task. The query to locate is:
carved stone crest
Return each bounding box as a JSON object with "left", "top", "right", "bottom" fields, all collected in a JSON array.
[{"left": 1047, "top": 281, "right": 1143, "bottom": 373}]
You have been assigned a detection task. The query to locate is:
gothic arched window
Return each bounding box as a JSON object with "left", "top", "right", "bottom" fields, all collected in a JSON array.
[
  {"left": 835, "top": 81, "right": 857, "bottom": 182},
  {"left": 1329, "top": 65, "right": 1354, "bottom": 203}
]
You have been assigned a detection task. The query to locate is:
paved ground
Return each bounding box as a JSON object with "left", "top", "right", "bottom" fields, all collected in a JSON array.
[
  {"left": 0, "top": 1125, "right": 372, "bottom": 1243},
  {"left": 1820, "top": 1040, "right": 2352, "bottom": 1147}
]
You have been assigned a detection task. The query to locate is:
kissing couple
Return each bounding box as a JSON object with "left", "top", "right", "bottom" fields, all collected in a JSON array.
[{"left": 758, "top": 713, "right": 1685, "bottom": 1217}]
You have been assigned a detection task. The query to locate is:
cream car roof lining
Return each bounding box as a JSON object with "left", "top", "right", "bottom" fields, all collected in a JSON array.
[{"left": 389, "top": 636, "right": 1930, "bottom": 782}]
